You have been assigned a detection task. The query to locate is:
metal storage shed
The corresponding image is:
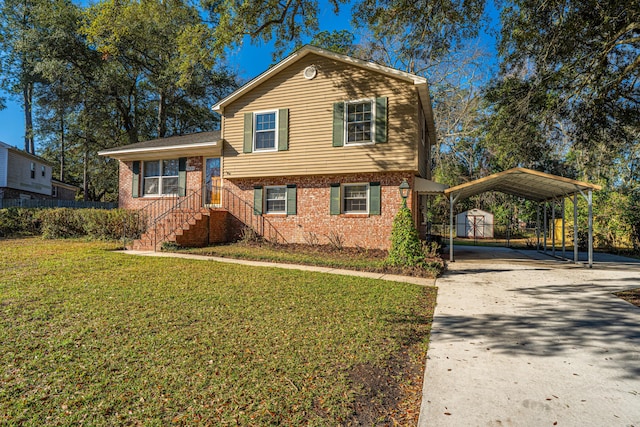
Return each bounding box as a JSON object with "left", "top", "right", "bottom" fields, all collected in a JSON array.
[{"left": 456, "top": 209, "right": 494, "bottom": 238}]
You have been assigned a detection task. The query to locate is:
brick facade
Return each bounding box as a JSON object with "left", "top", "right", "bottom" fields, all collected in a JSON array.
[
  {"left": 224, "top": 172, "right": 415, "bottom": 250},
  {"left": 118, "top": 158, "right": 418, "bottom": 250}
]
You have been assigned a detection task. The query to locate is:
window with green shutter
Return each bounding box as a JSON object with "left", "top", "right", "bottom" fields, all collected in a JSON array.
[
  {"left": 334, "top": 97, "right": 388, "bottom": 146},
  {"left": 243, "top": 109, "right": 289, "bottom": 153}
]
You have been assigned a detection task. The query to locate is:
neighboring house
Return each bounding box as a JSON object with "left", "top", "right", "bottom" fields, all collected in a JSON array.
[
  {"left": 0, "top": 141, "right": 50, "bottom": 200},
  {"left": 0, "top": 141, "right": 79, "bottom": 202},
  {"left": 99, "top": 45, "right": 447, "bottom": 250}
]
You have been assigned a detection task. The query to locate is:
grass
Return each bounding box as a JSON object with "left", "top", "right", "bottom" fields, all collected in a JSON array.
[
  {"left": 0, "top": 238, "right": 436, "bottom": 425},
  {"left": 182, "top": 242, "right": 444, "bottom": 278},
  {"left": 615, "top": 288, "right": 640, "bottom": 307}
]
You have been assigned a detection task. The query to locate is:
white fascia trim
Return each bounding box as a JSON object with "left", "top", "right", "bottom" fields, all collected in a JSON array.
[
  {"left": 211, "top": 45, "right": 428, "bottom": 112},
  {"left": 98, "top": 141, "right": 219, "bottom": 157}
]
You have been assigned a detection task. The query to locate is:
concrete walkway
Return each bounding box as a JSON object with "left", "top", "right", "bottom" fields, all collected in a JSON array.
[
  {"left": 419, "top": 246, "right": 640, "bottom": 426},
  {"left": 117, "top": 249, "right": 435, "bottom": 286}
]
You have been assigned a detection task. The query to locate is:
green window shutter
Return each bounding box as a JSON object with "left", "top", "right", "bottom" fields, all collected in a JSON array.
[
  {"left": 243, "top": 113, "right": 253, "bottom": 153},
  {"left": 286, "top": 184, "right": 297, "bottom": 215},
  {"left": 330, "top": 183, "right": 341, "bottom": 215},
  {"left": 132, "top": 161, "right": 140, "bottom": 198},
  {"left": 332, "top": 102, "right": 344, "bottom": 147},
  {"left": 253, "top": 186, "right": 263, "bottom": 215},
  {"left": 369, "top": 182, "right": 381, "bottom": 215},
  {"left": 178, "top": 157, "right": 187, "bottom": 196},
  {"left": 375, "top": 96, "right": 388, "bottom": 143},
  {"left": 278, "top": 108, "right": 289, "bottom": 151}
]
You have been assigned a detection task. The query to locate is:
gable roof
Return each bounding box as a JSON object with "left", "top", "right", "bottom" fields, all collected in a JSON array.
[
  {"left": 0, "top": 140, "right": 54, "bottom": 166},
  {"left": 98, "top": 131, "right": 222, "bottom": 161},
  {"left": 212, "top": 45, "right": 430, "bottom": 113},
  {"left": 444, "top": 168, "right": 602, "bottom": 202}
]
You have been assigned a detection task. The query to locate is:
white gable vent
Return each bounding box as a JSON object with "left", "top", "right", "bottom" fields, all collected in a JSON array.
[{"left": 303, "top": 65, "right": 317, "bottom": 80}]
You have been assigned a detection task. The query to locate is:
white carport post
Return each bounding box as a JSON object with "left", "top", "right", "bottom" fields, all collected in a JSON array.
[
  {"left": 577, "top": 189, "right": 594, "bottom": 268},
  {"left": 587, "top": 189, "right": 593, "bottom": 268},
  {"left": 573, "top": 192, "right": 579, "bottom": 263},
  {"left": 551, "top": 200, "right": 556, "bottom": 257},
  {"left": 543, "top": 202, "right": 548, "bottom": 253},
  {"left": 561, "top": 198, "right": 566, "bottom": 257},
  {"left": 536, "top": 203, "right": 541, "bottom": 251},
  {"left": 449, "top": 192, "right": 460, "bottom": 262}
]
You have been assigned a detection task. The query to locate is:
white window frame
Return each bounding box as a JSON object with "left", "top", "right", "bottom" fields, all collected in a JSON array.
[
  {"left": 342, "top": 183, "right": 369, "bottom": 214},
  {"left": 264, "top": 185, "right": 287, "bottom": 214},
  {"left": 142, "top": 159, "right": 179, "bottom": 197},
  {"left": 30, "top": 162, "right": 35, "bottom": 179},
  {"left": 253, "top": 110, "right": 279, "bottom": 152},
  {"left": 344, "top": 99, "right": 375, "bottom": 146}
]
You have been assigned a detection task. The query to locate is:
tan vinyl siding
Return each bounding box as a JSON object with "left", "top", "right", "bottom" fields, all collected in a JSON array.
[
  {"left": 417, "top": 100, "right": 428, "bottom": 179},
  {"left": 222, "top": 54, "right": 419, "bottom": 178}
]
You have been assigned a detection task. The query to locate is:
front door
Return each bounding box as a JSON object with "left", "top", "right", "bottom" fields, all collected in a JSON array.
[{"left": 205, "top": 157, "right": 221, "bottom": 206}]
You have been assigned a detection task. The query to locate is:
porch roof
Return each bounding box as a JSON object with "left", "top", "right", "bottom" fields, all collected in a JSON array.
[{"left": 98, "top": 131, "right": 222, "bottom": 161}]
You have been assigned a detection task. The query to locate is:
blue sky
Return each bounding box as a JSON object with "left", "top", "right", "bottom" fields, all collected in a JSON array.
[{"left": 0, "top": 1, "right": 498, "bottom": 151}]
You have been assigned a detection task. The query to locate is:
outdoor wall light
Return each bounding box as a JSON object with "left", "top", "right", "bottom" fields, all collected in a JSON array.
[{"left": 399, "top": 179, "right": 410, "bottom": 203}]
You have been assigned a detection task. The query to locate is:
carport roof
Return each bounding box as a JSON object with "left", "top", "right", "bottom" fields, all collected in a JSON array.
[{"left": 444, "top": 167, "right": 601, "bottom": 202}]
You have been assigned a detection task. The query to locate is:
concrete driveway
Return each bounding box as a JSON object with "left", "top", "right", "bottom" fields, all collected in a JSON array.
[{"left": 418, "top": 246, "right": 640, "bottom": 426}]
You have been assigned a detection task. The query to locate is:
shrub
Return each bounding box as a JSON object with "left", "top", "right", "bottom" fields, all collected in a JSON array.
[
  {"left": 39, "top": 209, "right": 85, "bottom": 239},
  {"left": 0, "top": 208, "right": 42, "bottom": 237},
  {"left": 39, "top": 208, "right": 143, "bottom": 240},
  {"left": 387, "top": 206, "right": 425, "bottom": 267}
]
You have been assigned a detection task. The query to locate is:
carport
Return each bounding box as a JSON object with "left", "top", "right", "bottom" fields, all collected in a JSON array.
[{"left": 444, "top": 168, "right": 602, "bottom": 267}]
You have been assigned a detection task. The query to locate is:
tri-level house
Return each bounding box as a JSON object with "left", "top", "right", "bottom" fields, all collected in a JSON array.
[{"left": 99, "top": 45, "right": 446, "bottom": 250}]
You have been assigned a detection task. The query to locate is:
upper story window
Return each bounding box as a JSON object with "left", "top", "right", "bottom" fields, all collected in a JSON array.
[
  {"left": 243, "top": 109, "right": 288, "bottom": 154},
  {"left": 343, "top": 183, "right": 369, "bottom": 214},
  {"left": 332, "top": 97, "right": 387, "bottom": 147},
  {"left": 265, "top": 186, "right": 286, "bottom": 214},
  {"left": 30, "top": 162, "right": 35, "bottom": 179},
  {"left": 346, "top": 101, "right": 373, "bottom": 144},
  {"left": 254, "top": 111, "right": 278, "bottom": 151},
  {"left": 41, "top": 165, "right": 46, "bottom": 177},
  {"left": 143, "top": 159, "right": 179, "bottom": 196}
]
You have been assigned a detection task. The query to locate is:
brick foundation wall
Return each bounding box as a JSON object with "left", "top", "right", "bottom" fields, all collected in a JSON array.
[
  {"left": 224, "top": 172, "right": 416, "bottom": 250},
  {"left": 0, "top": 187, "right": 53, "bottom": 200}
]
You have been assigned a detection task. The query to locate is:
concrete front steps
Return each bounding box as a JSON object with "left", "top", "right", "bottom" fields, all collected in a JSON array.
[{"left": 131, "top": 208, "right": 212, "bottom": 251}]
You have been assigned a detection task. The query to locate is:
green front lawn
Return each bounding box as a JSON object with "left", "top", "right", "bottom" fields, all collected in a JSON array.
[{"left": 0, "top": 238, "right": 436, "bottom": 425}]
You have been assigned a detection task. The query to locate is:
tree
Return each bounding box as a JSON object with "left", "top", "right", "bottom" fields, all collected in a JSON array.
[
  {"left": 495, "top": 0, "right": 640, "bottom": 180},
  {"left": 83, "top": 0, "right": 233, "bottom": 140},
  {"left": 0, "top": 0, "right": 51, "bottom": 153}
]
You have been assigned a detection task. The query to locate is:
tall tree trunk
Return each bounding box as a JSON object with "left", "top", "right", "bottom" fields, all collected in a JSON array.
[
  {"left": 59, "top": 113, "right": 65, "bottom": 182},
  {"left": 83, "top": 148, "right": 88, "bottom": 201},
  {"left": 157, "top": 90, "right": 167, "bottom": 138},
  {"left": 23, "top": 81, "right": 34, "bottom": 153}
]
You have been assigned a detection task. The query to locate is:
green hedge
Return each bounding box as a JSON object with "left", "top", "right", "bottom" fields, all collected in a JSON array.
[
  {"left": 0, "top": 208, "right": 143, "bottom": 240},
  {"left": 0, "top": 208, "right": 42, "bottom": 237}
]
